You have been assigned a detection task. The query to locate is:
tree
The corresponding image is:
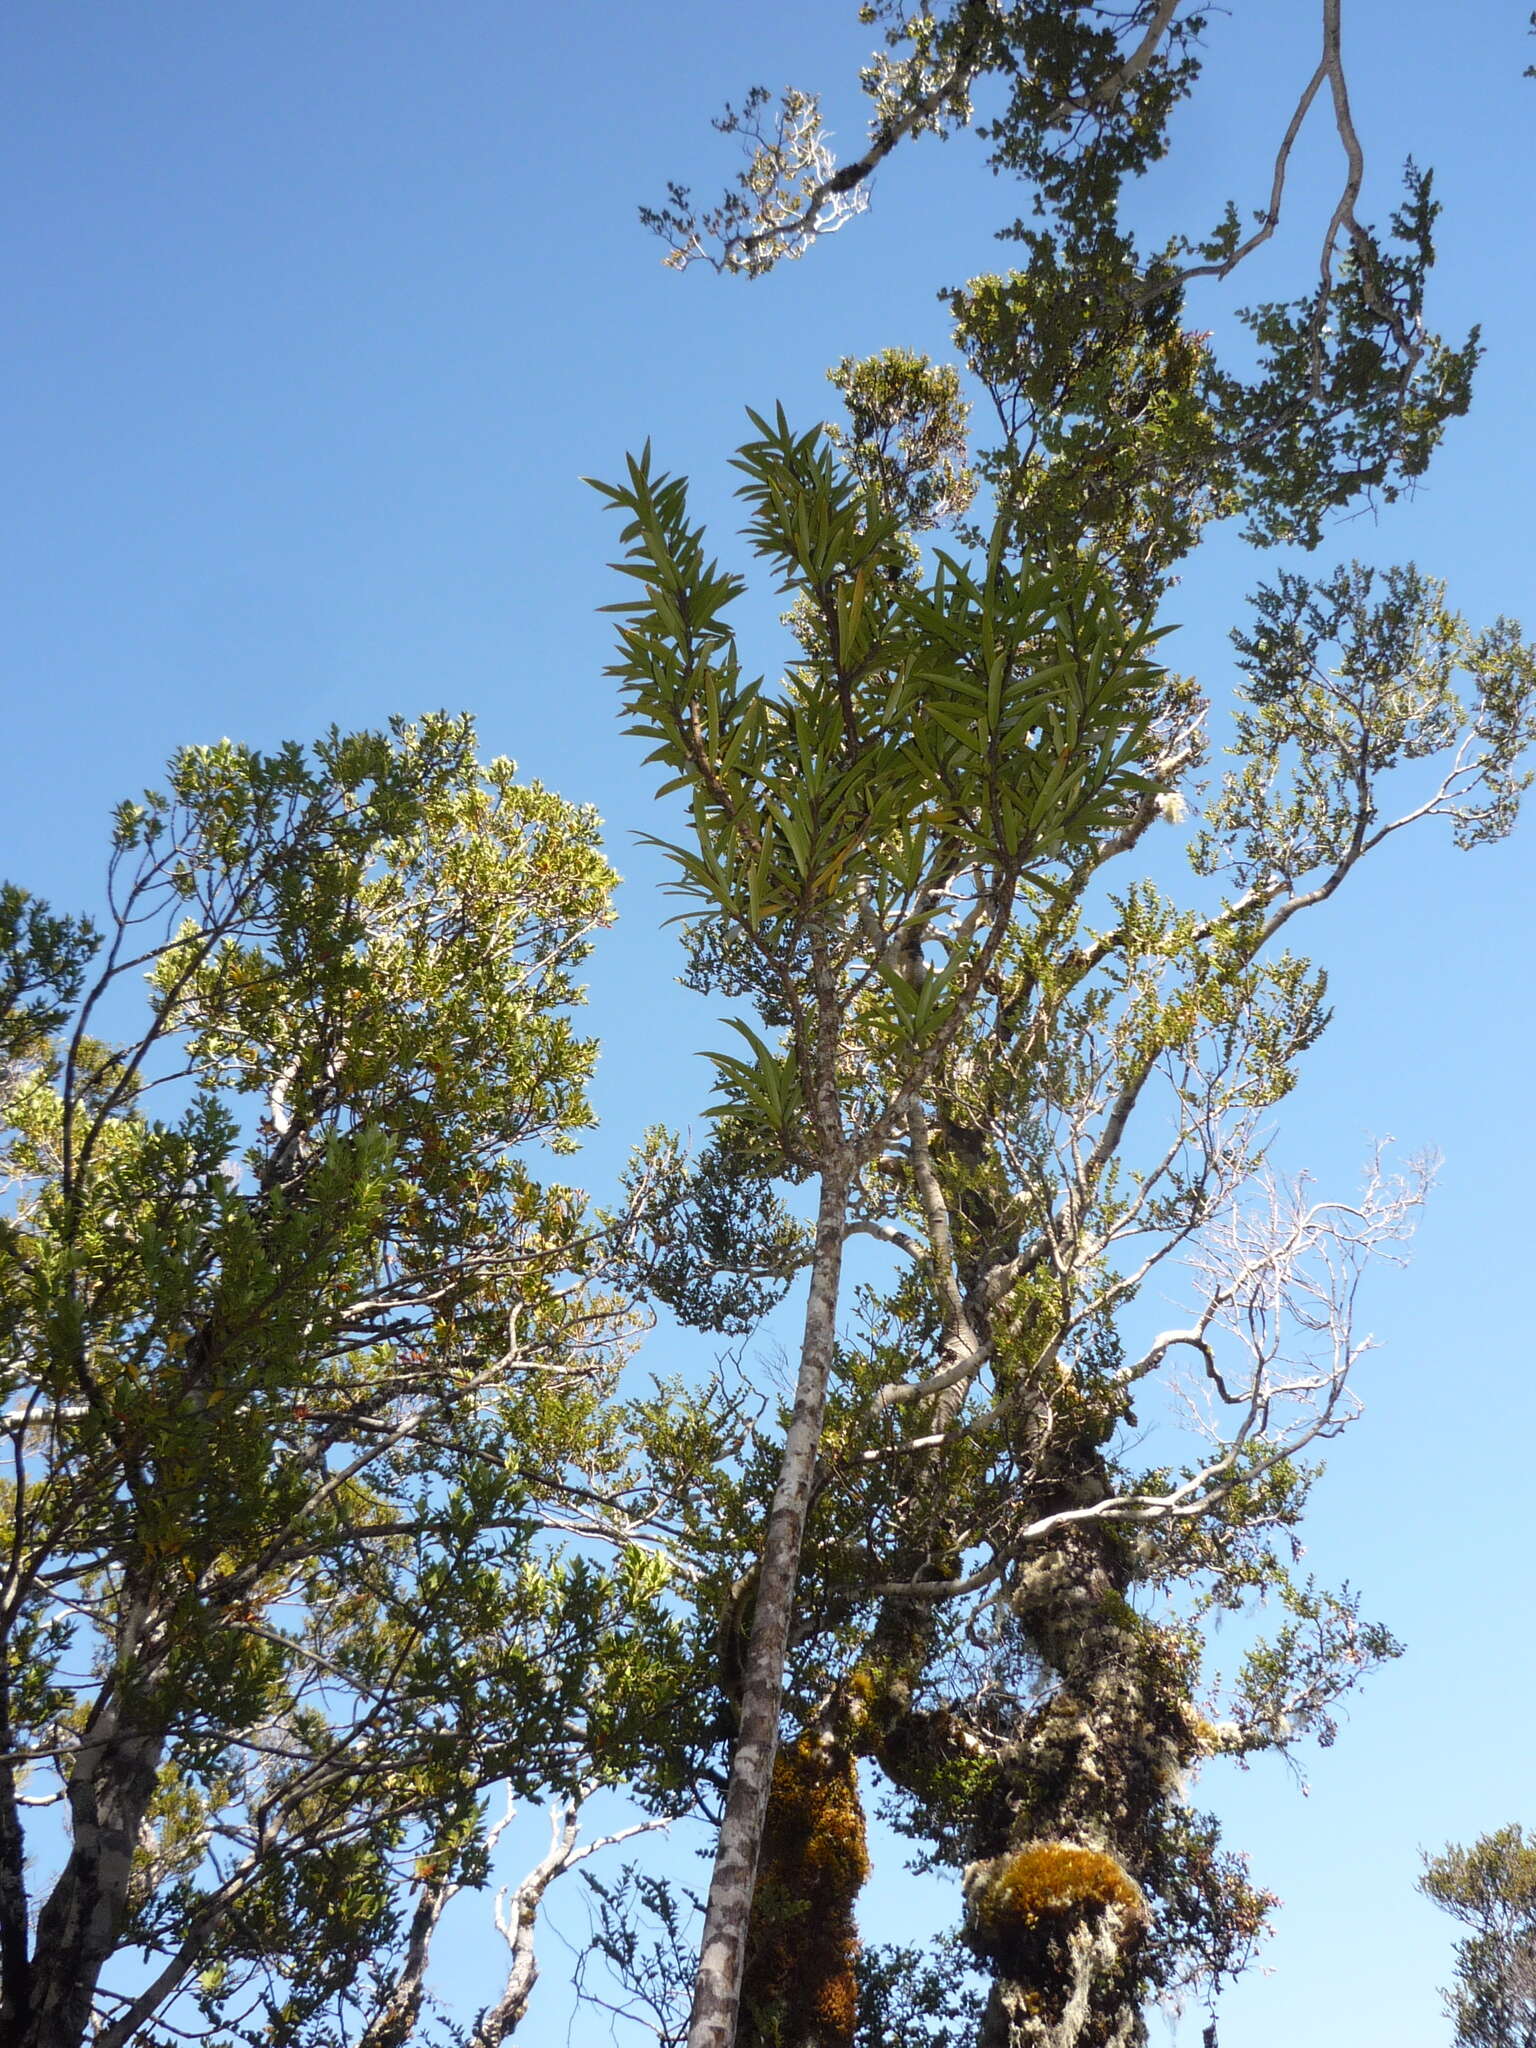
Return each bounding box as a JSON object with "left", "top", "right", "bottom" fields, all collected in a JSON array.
[
  {"left": 617, "top": 10, "right": 1528, "bottom": 2046},
  {"left": 1422, "top": 1828, "right": 1536, "bottom": 2048},
  {"left": 594, "top": 408, "right": 1168, "bottom": 2048},
  {"left": 777, "top": 561, "right": 1534, "bottom": 2048},
  {"left": 0, "top": 716, "right": 689, "bottom": 2048},
  {"left": 615, "top": 513, "right": 1535, "bottom": 2048}
]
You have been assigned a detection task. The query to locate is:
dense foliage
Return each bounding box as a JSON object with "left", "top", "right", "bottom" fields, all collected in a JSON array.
[
  {"left": 599, "top": 425, "right": 1535, "bottom": 2048},
  {"left": 1422, "top": 1828, "right": 1536, "bottom": 2048},
  {"left": 597, "top": 408, "right": 1169, "bottom": 2047},
  {"left": 5, "top": 10, "right": 1530, "bottom": 2048},
  {"left": 0, "top": 718, "right": 689, "bottom": 2048}
]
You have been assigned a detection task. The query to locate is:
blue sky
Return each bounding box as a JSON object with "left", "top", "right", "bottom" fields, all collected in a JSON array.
[{"left": 4, "top": 4, "right": 1533, "bottom": 2042}]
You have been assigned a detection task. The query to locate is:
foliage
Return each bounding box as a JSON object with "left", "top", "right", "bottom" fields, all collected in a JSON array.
[
  {"left": 611, "top": 487, "right": 1535, "bottom": 2045},
  {"left": 581, "top": 1862, "right": 702, "bottom": 2047},
  {"left": 0, "top": 717, "right": 688, "bottom": 2048},
  {"left": 618, "top": 1128, "right": 809, "bottom": 1338},
  {"left": 1421, "top": 1828, "right": 1536, "bottom": 2048},
  {"left": 595, "top": 407, "right": 1172, "bottom": 2048},
  {"left": 825, "top": 350, "right": 976, "bottom": 535},
  {"left": 596, "top": 405, "right": 1165, "bottom": 1018},
  {"left": 636, "top": 14, "right": 1525, "bottom": 2043},
  {"left": 756, "top": 555, "right": 1531, "bottom": 2041},
  {"left": 651, "top": 3, "right": 1479, "bottom": 586},
  {"left": 853, "top": 1939, "right": 987, "bottom": 2048}
]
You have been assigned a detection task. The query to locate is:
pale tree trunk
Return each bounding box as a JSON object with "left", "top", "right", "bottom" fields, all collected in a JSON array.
[
  {"left": 686, "top": 1152, "right": 852, "bottom": 2048},
  {"left": 21, "top": 1699, "right": 165, "bottom": 2048}
]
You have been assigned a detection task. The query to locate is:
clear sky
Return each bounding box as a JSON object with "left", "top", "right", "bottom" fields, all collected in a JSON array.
[{"left": 3, "top": 4, "right": 1533, "bottom": 2043}]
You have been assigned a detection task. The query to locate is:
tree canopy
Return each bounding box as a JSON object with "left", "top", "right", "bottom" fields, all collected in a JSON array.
[
  {"left": 645, "top": 0, "right": 1479, "bottom": 568},
  {"left": 0, "top": 719, "right": 691, "bottom": 2048},
  {"left": 3, "top": 7, "right": 1532, "bottom": 2048},
  {"left": 1422, "top": 1828, "right": 1536, "bottom": 2048},
  {"left": 591, "top": 424, "right": 1534, "bottom": 2048}
]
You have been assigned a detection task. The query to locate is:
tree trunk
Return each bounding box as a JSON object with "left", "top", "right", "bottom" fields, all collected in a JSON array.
[
  {"left": 960, "top": 1504, "right": 1199, "bottom": 2048},
  {"left": 737, "top": 1732, "right": 869, "bottom": 2048},
  {"left": 687, "top": 1155, "right": 852, "bottom": 2048},
  {"left": 0, "top": 1661, "right": 34, "bottom": 2038},
  {"left": 21, "top": 1698, "right": 165, "bottom": 2048}
]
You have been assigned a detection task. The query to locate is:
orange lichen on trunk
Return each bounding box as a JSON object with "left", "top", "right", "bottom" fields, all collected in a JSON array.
[
  {"left": 739, "top": 1735, "right": 871, "bottom": 2048},
  {"left": 965, "top": 1841, "right": 1146, "bottom": 1974}
]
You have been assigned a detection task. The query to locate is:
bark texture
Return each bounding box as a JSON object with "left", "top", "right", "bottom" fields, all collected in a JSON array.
[
  {"left": 687, "top": 1158, "right": 853, "bottom": 2048},
  {"left": 964, "top": 1482, "right": 1202, "bottom": 2048},
  {"left": 738, "top": 1733, "right": 870, "bottom": 2048},
  {"left": 19, "top": 1690, "right": 166, "bottom": 2048}
]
